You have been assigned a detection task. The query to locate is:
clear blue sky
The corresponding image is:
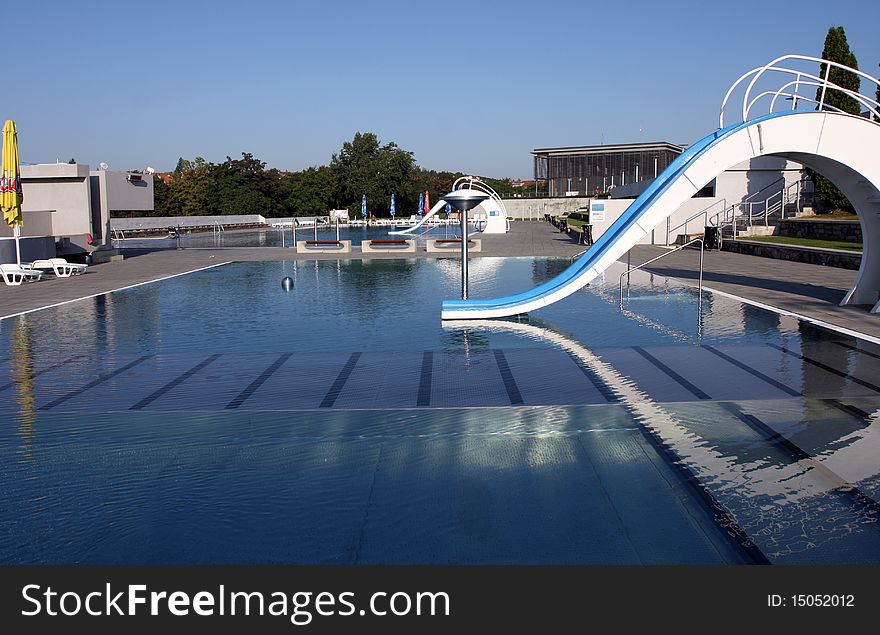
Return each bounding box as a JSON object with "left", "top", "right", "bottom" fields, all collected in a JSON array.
[{"left": 10, "top": 0, "right": 880, "bottom": 178}]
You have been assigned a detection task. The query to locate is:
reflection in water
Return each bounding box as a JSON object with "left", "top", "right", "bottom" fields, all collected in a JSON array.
[
  {"left": 443, "top": 317, "right": 880, "bottom": 563},
  {"left": 743, "top": 302, "right": 780, "bottom": 334},
  {"left": 10, "top": 318, "right": 37, "bottom": 461}
]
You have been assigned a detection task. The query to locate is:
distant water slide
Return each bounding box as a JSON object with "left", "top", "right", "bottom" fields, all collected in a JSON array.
[{"left": 388, "top": 199, "right": 448, "bottom": 235}]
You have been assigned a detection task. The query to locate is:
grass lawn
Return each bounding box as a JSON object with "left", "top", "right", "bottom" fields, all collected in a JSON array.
[
  {"left": 737, "top": 235, "right": 862, "bottom": 252},
  {"left": 795, "top": 211, "right": 859, "bottom": 221}
]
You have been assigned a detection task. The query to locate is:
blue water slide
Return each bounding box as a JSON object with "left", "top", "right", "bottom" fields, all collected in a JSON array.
[{"left": 441, "top": 112, "right": 793, "bottom": 319}]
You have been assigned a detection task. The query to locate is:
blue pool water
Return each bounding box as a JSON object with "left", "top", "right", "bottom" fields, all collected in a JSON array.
[{"left": 1, "top": 257, "right": 879, "bottom": 564}]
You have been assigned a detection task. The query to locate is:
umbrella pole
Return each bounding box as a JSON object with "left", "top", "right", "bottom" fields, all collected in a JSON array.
[{"left": 14, "top": 225, "right": 21, "bottom": 267}]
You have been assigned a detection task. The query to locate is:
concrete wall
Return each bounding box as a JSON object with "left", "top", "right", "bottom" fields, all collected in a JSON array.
[
  {"left": 585, "top": 197, "right": 723, "bottom": 245},
  {"left": 104, "top": 171, "right": 154, "bottom": 212},
  {"left": 90, "top": 171, "right": 154, "bottom": 245},
  {"left": 1, "top": 164, "right": 154, "bottom": 254},
  {"left": 723, "top": 239, "right": 861, "bottom": 270},
  {"left": 3, "top": 163, "right": 92, "bottom": 239},
  {"left": 714, "top": 157, "right": 803, "bottom": 205},
  {"left": 777, "top": 219, "right": 862, "bottom": 243},
  {"left": 502, "top": 197, "right": 591, "bottom": 220},
  {"left": 0, "top": 236, "right": 56, "bottom": 264}
]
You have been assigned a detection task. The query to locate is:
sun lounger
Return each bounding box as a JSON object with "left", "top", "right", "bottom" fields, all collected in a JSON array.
[
  {"left": 49, "top": 258, "right": 88, "bottom": 275},
  {"left": 0, "top": 263, "right": 43, "bottom": 286},
  {"left": 26, "top": 258, "right": 87, "bottom": 277}
]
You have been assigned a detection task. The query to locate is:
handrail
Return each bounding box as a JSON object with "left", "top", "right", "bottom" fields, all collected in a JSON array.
[
  {"left": 667, "top": 198, "right": 727, "bottom": 243},
  {"left": 719, "top": 54, "right": 880, "bottom": 127},
  {"left": 619, "top": 239, "right": 704, "bottom": 305},
  {"left": 452, "top": 175, "right": 510, "bottom": 221}
]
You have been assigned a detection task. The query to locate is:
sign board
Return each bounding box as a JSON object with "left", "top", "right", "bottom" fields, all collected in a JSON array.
[{"left": 589, "top": 201, "right": 606, "bottom": 222}]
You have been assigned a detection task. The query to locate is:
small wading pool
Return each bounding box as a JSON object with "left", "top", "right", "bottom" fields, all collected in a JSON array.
[{"left": 1, "top": 257, "right": 879, "bottom": 564}]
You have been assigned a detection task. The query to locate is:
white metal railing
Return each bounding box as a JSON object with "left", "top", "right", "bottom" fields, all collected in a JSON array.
[
  {"left": 666, "top": 198, "right": 727, "bottom": 245},
  {"left": 715, "top": 177, "right": 814, "bottom": 238},
  {"left": 452, "top": 175, "right": 510, "bottom": 228},
  {"left": 720, "top": 54, "right": 880, "bottom": 127}
]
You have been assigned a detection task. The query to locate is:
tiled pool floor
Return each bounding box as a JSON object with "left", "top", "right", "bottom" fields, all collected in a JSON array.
[{"left": 2, "top": 341, "right": 877, "bottom": 412}]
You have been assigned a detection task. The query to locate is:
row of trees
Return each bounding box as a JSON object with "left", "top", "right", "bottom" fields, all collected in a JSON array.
[{"left": 149, "top": 132, "right": 529, "bottom": 219}]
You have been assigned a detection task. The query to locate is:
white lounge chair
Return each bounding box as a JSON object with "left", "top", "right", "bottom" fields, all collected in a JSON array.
[
  {"left": 49, "top": 257, "right": 88, "bottom": 275},
  {"left": 27, "top": 258, "right": 87, "bottom": 277},
  {"left": 0, "top": 264, "right": 43, "bottom": 286}
]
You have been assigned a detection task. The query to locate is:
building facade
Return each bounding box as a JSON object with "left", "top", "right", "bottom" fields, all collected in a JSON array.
[{"left": 532, "top": 141, "right": 684, "bottom": 196}]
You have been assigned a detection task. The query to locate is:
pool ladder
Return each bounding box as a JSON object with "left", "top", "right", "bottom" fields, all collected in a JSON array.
[{"left": 618, "top": 238, "right": 704, "bottom": 305}]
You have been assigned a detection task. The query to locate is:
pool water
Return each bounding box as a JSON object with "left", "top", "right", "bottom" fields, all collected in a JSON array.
[{"left": 1, "top": 258, "right": 879, "bottom": 564}]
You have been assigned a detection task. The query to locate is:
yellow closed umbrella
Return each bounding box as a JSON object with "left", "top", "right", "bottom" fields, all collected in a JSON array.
[{"left": 1, "top": 119, "right": 24, "bottom": 266}]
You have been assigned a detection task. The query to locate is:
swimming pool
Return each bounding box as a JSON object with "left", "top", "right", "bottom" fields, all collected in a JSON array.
[{"left": 1, "top": 257, "right": 879, "bottom": 564}]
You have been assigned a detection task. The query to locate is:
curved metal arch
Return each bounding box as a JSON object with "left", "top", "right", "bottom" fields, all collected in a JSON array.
[
  {"left": 452, "top": 176, "right": 509, "bottom": 219},
  {"left": 720, "top": 54, "right": 880, "bottom": 127}
]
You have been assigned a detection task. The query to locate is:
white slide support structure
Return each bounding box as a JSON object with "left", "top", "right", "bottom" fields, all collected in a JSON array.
[{"left": 442, "top": 110, "right": 880, "bottom": 319}]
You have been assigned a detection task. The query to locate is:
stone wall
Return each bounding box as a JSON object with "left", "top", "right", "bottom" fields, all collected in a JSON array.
[
  {"left": 723, "top": 239, "right": 861, "bottom": 270},
  {"left": 776, "top": 219, "right": 862, "bottom": 243}
]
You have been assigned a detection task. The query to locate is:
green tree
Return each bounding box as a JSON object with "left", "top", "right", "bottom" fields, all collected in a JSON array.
[
  {"left": 207, "top": 152, "right": 286, "bottom": 216},
  {"left": 284, "top": 165, "right": 334, "bottom": 216},
  {"left": 170, "top": 156, "right": 212, "bottom": 216},
  {"left": 876, "top": 63, "right": 880, "bottom": 122},
  {"left": 330, "top": 132, "right": 416, "bottom": 216},
  {"left": 152, "top": 175, "right": 172, "bottom": 217},
  {"left": 811, "top": 26, "right": 861, "bottom": 211}
]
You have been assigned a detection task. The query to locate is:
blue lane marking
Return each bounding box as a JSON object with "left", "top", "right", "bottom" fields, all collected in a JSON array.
[
  {"left": 130, "top": 354, "right": 222, "bottom": 410},
  {"left": 225, "top": 352, "right": 292, "bottom": 410},
  {"left": 632, "top": 347, "right": 711, "bottom": 400},
  {"left": 320, "top": 352, "right": 362, "bottom": 408},
  {"left": 493, "top": 349, "right": 524, "bottom": 405},
  {"left": 416, "top": 351, "right": 433, "bottom": 407},
  {"left": 38, "top": 355, "right": 155, "bottom": 411}
]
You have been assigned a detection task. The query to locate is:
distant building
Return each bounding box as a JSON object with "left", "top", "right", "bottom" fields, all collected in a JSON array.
[
  {"left": 0, "top": 162, "right": 154, "bottom": 264},
  {"left": 532, "top": 141, "right": 684, "bottom": 196}
]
